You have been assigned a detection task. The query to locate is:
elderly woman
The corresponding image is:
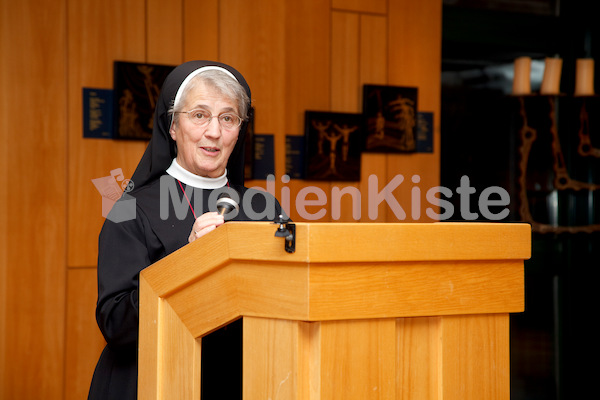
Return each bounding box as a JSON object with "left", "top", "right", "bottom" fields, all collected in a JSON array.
[{"left": 88, "top": 61, "right": 282, "bottom": 400}]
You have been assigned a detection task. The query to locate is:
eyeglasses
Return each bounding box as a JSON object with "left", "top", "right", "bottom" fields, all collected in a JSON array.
[{"left": 174, "top": 109, "right": 243, "bottom": 130}]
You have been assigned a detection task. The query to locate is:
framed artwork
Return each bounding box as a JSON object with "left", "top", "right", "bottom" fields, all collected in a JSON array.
[
  {"left": 285, "top": 135, "right": 305, "bottom": 179},
  {"left": 416, "top": 111, "right": 434, "bottom": 153},
  {"left": 362, "top": 84, "right": 418, "bottom": 152},
  {"left": 82, "top": 88, "right": 113, "bottom": 139},
  {"left": 113, "top": 61, "right": 175, "bottom": 140},
  {"left": 304, "top": 111, "right": 364, "bottom": 181},
  {"left": 253, "top": 134, "right": 275, "bottom": 179}
]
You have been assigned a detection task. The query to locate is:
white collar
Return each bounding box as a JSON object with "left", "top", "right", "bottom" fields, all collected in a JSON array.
[{"left": 166, "top": 159, "right": 228, "bottom": 189}]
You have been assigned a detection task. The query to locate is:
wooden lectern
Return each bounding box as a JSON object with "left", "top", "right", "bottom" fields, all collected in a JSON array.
[{"left": 139, "top": 222, "right": 530, "bottom": 399}]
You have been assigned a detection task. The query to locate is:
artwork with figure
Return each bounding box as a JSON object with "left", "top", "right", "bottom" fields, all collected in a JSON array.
[
  {"left": 304, "top": 111, "right": 364, "bottom": 181},
  {"left": 363, "top": 84, "right": 418, "bottom": 152},
  {"left": 113, "top": 61, "right": 174, "bottom": 140}
]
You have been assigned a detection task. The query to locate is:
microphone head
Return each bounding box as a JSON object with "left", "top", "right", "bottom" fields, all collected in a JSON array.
[{"left": 216, "top": 192, "right": 239, "bottom": 217}]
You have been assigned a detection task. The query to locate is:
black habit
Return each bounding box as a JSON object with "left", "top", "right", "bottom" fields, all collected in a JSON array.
[{"left": 88, "top": 61, "right": 281, "bottom": 400}]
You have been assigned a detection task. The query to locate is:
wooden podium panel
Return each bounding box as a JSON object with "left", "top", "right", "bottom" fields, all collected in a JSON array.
[
  {"left": 139, "top": 222, "right": 530, "bottom": 399},
  {"left": 241, "top": 314, "right": 509, "bottom": 400}
]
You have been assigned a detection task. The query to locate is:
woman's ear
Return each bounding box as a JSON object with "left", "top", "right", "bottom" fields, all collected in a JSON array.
[{"left": 169, "top": 122, "right": 177, "bottom": 141}]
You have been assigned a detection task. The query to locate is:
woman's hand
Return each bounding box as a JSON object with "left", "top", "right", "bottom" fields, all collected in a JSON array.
[{"left": 188, "top": 212, "right": 225, "bottom": 243}]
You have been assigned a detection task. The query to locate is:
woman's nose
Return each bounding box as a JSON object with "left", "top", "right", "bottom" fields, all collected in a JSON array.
[{"left": 204, "top": 116, "right": 222, "bottom": 137}]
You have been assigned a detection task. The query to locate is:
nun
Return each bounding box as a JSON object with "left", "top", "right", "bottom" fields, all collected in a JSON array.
[{"left": 88, "top": 60, "right": 283, "bottom": 400}]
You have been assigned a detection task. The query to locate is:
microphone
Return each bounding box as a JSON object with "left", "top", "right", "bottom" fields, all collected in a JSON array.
[{"left": 216, "top": 192, "right": 239, "bottom": 218}]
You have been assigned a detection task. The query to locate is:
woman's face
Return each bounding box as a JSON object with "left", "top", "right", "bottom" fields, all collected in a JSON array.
[{"left": 170, "top": 81, "right": 240, "bottom": 178}]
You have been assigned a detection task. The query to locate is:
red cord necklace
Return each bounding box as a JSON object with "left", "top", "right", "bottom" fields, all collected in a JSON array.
[{"left": 176, "top": 179, "right": 230, "bottom": 219}]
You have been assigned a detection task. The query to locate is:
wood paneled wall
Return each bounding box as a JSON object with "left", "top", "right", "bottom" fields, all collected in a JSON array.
[
  {"left": 0, "top": 0, "right": 441, "bottom": 398},
  {"left": 1, "top": 0, "right": 68, "bottom": 398}
]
